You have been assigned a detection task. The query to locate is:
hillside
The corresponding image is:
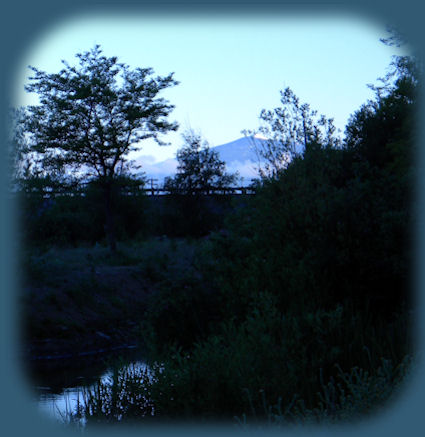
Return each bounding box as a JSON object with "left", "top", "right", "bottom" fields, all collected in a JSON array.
[{"left": 134, "top": 135, "right": 270, "bottom": 183}]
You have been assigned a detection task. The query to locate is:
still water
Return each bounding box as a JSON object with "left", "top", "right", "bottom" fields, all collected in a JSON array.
[{"left": 30, "top": 347, "right": 149, "bottom": 423}]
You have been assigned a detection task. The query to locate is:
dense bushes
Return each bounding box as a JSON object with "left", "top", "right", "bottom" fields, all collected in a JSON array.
[
  {"left": 141, "top": 267, "right": 221, "bottom": 353},
  {"left": 19, "top": 193, "right": 105, "bottom": 246},
  {"left": 125, "top": 53, "right": 416, "bottom": 424},
  {"left": 75, "top": 293, "right": 412, "bottom": 425},
  {"left": 19, "top": 189, "right": 244, "bottom": 246},
  {"left": 37, "top": 47, "right": 417, "bottom": 426}
]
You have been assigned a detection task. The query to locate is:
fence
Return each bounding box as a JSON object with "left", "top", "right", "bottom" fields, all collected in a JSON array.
[
  {"left": 140, "top": 187, "right": 256, "bottom": 196},
  {"left": 15, "top": 180, "right": 257, "bottom": 198}
]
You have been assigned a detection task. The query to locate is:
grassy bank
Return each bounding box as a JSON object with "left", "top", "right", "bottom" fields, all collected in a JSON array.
[
  {"left": 33, "top": 229, "right": 411, "bottom": 428},
  {"left": 21, "top": 237, "right": 205, "bottom": 360}
]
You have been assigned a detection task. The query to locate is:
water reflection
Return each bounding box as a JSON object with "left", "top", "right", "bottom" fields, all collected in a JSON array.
[{"left": 31, "top": 348, "right": 148, "bottom": 422}]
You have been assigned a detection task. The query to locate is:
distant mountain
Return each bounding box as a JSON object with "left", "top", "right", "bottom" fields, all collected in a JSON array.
[
  {"left": 211, "top": 136, "right": 265, "bottom": 164},
  {"left": 133, "top": 135, "right": 301, "bottom": 184}
]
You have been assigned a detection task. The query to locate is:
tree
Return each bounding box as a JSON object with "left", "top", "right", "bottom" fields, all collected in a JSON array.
[
  {"left": 164, "top": 130, "right": 239, "bottom": 194},
  {"left": 345, "top": 31, "right": 419, "bottom": 174},
  {"left": 244, "top": 87, "right": 341, "bottom": 179},
  {"left": 337, "top": 36, "right": 418, "bottom": 312},
  {"left": 19, "top": 45, "right": 179, "bottom": 251}
]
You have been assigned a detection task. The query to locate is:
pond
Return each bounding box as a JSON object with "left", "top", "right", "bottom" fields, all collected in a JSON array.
[{"left": 28, "top": 346, "right": 150, "bottom": 424}]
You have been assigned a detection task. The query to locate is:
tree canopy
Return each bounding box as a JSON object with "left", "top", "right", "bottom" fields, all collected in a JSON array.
[
  {"left": 244, "top": 87, "right": 341, "bottom": 179},
  {"left": 19, "top": 45, "right": 179, "bottom": 251},
  {"left": 164, "top": 130, "right": 239, "bottom": 194},
  {"left": 22, "top": 45, "right": 179, "bottom": 185}
]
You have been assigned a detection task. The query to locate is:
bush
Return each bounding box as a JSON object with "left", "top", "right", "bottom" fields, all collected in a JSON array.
[
  {"left": 140, "top": 289, "right": 412, "bottom": 420},
  {"left": 255, "top": 354, "right": 414, "bottom": 427},
  {"left": 142, "top": 272, "right": 220, "bottom": 354},
  {"left": 77, "top": 293, "right": 412, "bottom": 423}
]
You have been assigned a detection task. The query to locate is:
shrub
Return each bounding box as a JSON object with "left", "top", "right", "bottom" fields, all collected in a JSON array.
[
  {"left": 253, "top": 354, "right": 414, "bottom": 427},
  {"left": 142, "top": 293, "right": 412, "bottom": 421},
  {"left": 141, "top": 273, "right": 220, "bottom": 354}
]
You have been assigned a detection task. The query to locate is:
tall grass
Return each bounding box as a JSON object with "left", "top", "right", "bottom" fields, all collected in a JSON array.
[
  {"left": 70, "top": 363, "right": 155, "bottom": 427},
  {"left": 66, "top": 292, "right": 413, "bottom": 426}
]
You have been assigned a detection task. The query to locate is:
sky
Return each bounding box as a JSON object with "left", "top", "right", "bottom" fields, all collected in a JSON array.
[{"left": 13, "top": 11, "right": 407, "bottom": 164}]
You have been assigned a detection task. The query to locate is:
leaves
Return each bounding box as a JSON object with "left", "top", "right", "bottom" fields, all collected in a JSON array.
[
  {"left": 164, "top": 129, "right": 239, "bottom": 194},
  {"left": 244, "top": 87, "right": 341, "bottom": 179},
  {"left": 21, "top": 45, "right": 179, "bottom": 183}
]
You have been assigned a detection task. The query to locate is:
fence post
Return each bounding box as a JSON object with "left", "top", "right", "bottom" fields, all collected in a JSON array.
[{"left": 149, "top": 178, "right": 158, "bottom": 196}]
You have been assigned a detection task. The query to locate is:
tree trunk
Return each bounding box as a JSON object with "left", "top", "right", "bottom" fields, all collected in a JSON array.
[{"left": 103, "top": 182, "right": 117, "bottom": 253}]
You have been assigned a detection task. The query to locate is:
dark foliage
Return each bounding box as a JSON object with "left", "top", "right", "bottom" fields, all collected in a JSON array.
[
  {"left": 164, "top": 130, "right": 239, "bottom": 194},
  {"left": 16, "top": 45, "right": 178, "bottom": 251},
  {"left": 24, "top": 37, "right": 417, "bottom": 425},
  {"left": 133, "top": 48, "right": 417, "bottom": 422}
]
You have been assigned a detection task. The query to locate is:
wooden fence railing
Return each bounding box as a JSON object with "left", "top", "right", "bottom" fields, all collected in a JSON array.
[
  {"left": 15, "top": 185, "right": 257, "bottom": 198},
  {"left": 140, "top": 186, "right": 257, "bottom": 196}
]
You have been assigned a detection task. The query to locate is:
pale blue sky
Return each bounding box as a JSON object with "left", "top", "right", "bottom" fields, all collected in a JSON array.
[{"left": 14, "top": 12, "right": 406, "bottom": 162}]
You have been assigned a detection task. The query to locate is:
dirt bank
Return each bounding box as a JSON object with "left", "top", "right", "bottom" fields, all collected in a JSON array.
[{"left": 22, "top": 263, "right": 154, "bottom": 360}]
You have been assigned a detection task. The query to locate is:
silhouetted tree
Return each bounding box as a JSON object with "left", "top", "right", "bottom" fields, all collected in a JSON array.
[
  {"left": 18, "top": 45, "right": 178, "bottom": 251},
  {"left": 164, "top": 130, "right": 239, "bottom": 194},
  {"left": 345, "top": 34, "right": 418, "bottom": 174},
  {"left": 244, "top": 87, "right": 341, "bottom": 179}
]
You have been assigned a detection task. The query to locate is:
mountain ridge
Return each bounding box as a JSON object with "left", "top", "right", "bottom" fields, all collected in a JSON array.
[{"left": 134, "top": 135, "right": 269, "bottom": 183}]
